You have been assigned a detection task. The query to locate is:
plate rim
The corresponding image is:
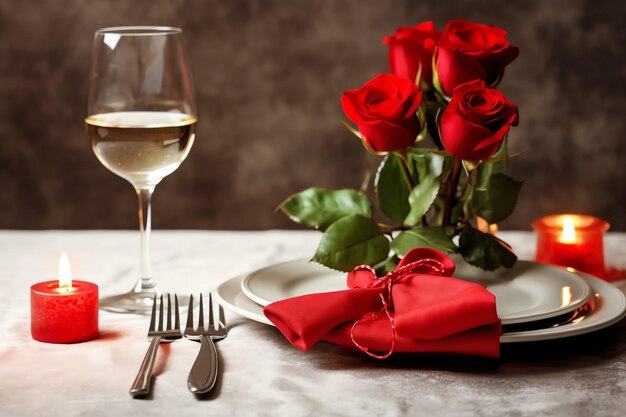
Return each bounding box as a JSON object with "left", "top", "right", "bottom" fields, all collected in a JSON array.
[
  {"left": 241, "top": 258, "right": 592, "bottom": 325},
  {"left": 215, "top": 274, "right": 273, "bottom": 325},
  {"left": 215, "top": 272, "right": 626, "bottom": 344}
]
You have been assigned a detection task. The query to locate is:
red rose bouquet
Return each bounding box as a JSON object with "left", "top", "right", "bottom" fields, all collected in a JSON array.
[{"left": 281, "top": 20, "right": 521, "bottom": 272}]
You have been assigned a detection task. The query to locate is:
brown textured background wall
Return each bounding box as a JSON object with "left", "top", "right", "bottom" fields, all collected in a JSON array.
[{"left": 1, "top": 0, "right": 625, "bottom": 230}]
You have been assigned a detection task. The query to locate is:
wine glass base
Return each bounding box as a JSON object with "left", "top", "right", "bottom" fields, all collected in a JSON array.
[{"left": 100, "top": 291, "right": 190, "bottom": 315}]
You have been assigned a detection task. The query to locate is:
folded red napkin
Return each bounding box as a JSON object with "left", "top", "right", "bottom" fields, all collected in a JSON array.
[{"left": 264, "top": 248, "right": 501, "bottom": 358}]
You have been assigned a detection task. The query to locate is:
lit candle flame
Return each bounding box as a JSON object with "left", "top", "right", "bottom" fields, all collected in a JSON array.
[
  {"left": 560, "top": 216, "right": 576, "bottom": 243},
  {"left": 58, "top": 252, "right": 72, "bottom": 290}
]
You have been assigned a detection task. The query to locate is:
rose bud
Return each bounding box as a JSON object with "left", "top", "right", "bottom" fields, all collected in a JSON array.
[
  {"left": 440, "top": 80, "right": 518, "bottom": 161},
  {"left": 341, "top": 73, "right": 423, "bottom": 153},
  {"left": 383, "top": 21, "right": 440, "bottom": 87},
  {"left": 427, "top": 20, "right": 519, "bottom": 97}
]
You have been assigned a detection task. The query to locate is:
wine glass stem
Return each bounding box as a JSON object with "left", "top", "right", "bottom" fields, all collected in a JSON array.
[{"left": 134, "top": 186, "right": 156, "bottom": 293}]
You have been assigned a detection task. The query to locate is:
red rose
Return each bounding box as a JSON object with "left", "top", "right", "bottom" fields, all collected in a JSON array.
[
  {"left": 341, "top": 73, "right": 423, "bottom": 152},
  {"left": 383, "top": 21, "right": 440, "bottom": 87},
  {"left": 440, "top": 80, "right": 518, "bottom": 161},
  {"left": 429, "top": 20, "right": 519, "bottom": 97}
]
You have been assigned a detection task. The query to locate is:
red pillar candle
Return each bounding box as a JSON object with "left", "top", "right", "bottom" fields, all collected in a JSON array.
[
  {"left": 30, "top": 253, "right": 99, "bottom": 343},
  {"left": 532, "top": 214, "right": 609, "bottom": 278}
]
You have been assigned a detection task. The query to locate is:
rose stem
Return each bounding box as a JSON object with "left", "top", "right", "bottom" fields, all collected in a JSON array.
[
  {"left": 359, "top": 154, "right": 373, "bottom": 193},
  {"left": 443, "top": 157, "right": 462, "bottom": 226},
  {"left": 395, "top": 150, "right": 415, "bottom": 191}
]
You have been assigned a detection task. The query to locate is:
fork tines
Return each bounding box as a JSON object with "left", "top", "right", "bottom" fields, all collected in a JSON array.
[
  {"left": 148, "top": 294, "right": 181, "bottom": 338},
  {"left": 185, "top": 293, "right": 227, "bottom": 337}
]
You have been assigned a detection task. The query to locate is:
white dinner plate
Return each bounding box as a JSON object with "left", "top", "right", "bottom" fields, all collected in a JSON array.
[
  {"left": 241, "top": 259, "right": 591, "bottom": 325},
  {"left": 214, "top": 272, "right": 626, "bottom": 343}
]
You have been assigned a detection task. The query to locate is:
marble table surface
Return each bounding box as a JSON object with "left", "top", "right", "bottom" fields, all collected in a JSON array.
[{"left": 0, "top": 230, "right": 625, "bottom": 417}]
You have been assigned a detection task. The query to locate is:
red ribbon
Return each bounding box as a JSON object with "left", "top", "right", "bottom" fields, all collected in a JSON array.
[{"left": 349, "top": 257, "right": 449, "bottom": 359}]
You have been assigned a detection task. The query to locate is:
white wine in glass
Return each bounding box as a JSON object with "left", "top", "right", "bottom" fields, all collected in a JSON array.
[
  {"left": 86, "top": 112, "right": 196, "bottom": 185},
  {"left": 86, "top": 27, "right": 196, "bottom": 313}
]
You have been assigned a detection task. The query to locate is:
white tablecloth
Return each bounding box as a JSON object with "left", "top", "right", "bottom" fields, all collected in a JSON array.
[{"left": 1, "top": 230, "right": 625, "bottom": 417}]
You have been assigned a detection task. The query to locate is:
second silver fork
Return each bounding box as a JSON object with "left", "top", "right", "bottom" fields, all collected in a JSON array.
[{"left": 184, "top": 293, "right": 228, "bottom": 394}]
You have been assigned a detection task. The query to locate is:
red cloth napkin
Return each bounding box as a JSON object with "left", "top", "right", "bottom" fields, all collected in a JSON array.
[{"left": 264, "top": 248, "right": 501, "bottom": 358}]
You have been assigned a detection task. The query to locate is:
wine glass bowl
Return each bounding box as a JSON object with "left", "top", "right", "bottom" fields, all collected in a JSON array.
[
  {"left": 86, "top": 26, "right": 196, "bottom": 313},
  {"left": 86, "top": 111, "right": 196, "bottom": 187}
]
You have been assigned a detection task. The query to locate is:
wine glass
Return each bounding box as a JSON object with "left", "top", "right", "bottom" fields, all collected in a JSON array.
[{"left": 86, "top": 26, "right": 196, "bottom": 313}]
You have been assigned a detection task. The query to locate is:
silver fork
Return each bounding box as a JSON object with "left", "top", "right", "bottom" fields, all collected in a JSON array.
[
  {"left": 129, "top": 294, "right": 181, "bottom": 398},
  {"left": 184, "top": 293, "right": 228, "bottom": 394}
]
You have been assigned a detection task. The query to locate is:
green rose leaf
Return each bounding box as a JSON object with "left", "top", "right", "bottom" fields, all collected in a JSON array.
[
  {"left": 391, "top": 226, "right": 457, "bottom": 255},
  {"left": 404, "top": 174, "right": 440, "bottom": 226},
  {"left": 375, "top": 154, "right": 411, "bottom": 223},
  {"left": 280, "top": 187, "right": 373, "bottom": 231},
  {"left": 459, "top": 226, "right": 517, "bottom": 270},
  {"left": 409, "top": 150, "right": 446, "bottom": 180},
  {"left": 472, "top": 174, "right": 523, "bottom": 223},
  {"left": 313, "top": 214, "right": 389, "bottom": 272}
]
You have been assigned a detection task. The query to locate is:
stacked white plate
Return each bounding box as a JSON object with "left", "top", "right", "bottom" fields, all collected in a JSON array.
[{"left": 215, "top": 258, "right": 626, "bottom": 343}]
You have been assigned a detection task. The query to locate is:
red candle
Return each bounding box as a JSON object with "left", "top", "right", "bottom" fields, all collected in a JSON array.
[
  {"left": 532, "top": 214, "right": 609, "bottom": 278},
  {"left": 30, "top": 252, "right": 99, "bottom": 343}
]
